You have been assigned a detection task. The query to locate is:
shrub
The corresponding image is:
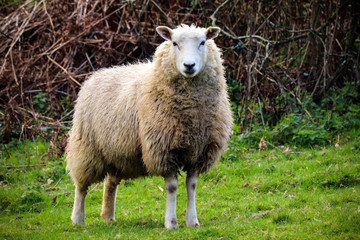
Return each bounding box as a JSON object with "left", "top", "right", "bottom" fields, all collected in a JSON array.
[{"left": 230, "top": 83, "right": 360, "bottom": 148}]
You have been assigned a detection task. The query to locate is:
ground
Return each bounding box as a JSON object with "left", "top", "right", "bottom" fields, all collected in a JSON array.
[{"left": 0, "top": 138, "right": 359, "bottom": 239}]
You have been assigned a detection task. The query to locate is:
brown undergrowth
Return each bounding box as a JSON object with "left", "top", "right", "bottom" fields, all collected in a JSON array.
[{"left": 1, "top": 0, "right": 359, "bottom": 154}]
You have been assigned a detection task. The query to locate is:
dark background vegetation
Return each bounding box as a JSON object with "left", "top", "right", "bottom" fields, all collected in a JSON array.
[{"left": 1, "top": 0, "right": 359, "bottom": 153}]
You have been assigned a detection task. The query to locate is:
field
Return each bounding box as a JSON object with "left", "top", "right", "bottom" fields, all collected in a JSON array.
[
  {"left": 1, "top": 1, "right": 359, "bottom": 239},
  {"left": 1, "top": 136, "right": 359, "bottom": 239}
]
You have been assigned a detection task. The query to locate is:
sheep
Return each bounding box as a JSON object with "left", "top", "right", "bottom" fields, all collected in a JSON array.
[{"left": 65, "top": 24, "right": 233, "bottom": 229}]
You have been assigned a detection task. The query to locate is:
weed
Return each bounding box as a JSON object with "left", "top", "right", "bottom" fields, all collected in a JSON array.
[
  {"left": 33, "top": 93, "right": 49, "bottom": 114},
  {"left": 231, "top": 84, "right": 360, "bottom": 148}
]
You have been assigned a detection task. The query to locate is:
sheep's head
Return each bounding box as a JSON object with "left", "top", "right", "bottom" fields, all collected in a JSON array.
[{"left": 156, "top": 25, "right": 220, "bottom": 78}]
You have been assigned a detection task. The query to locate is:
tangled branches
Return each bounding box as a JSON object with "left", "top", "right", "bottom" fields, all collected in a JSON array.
[
  {"left": 211, "top": 0, "right": 359, "bottom": 130},
  {"left": 0, "top": 0, "right": 359, "bottom": 150}
]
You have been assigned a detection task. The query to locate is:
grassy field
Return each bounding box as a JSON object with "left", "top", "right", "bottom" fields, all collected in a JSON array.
[{"left": 1, "top": 137, "right": 360, "bottom": 239}]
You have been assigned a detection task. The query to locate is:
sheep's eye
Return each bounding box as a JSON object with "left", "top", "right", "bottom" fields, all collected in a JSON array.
[
  {"left": 200, "top": 41, "right": 206, "bottom": 46},
  {"left": 173, "top": 42, "right": 178, "bottom": 47}
]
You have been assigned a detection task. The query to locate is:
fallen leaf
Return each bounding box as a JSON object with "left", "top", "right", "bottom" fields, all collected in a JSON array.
[
  {"left": 252, "top": 210, "right": 271, "bottom": 219},
  {"left": 253, "top": 181, "right": 260, "bottom": 190},
  {"left": 243, "top": 183, "right": 249, "bottom": 188},
  {"left": 46, "top": 187, "right": 60, "bottom": 191},
  {"left": 259, "top": 136, "right": 267, "bottom": 150},
  {"left": 0, "top": 180, "right": 8, "bottom": 186},
  {"left": 52, "top": 196, "right": 57, "bottom": 203},
  {"left": 283, "top": 146, "right": 291, "bottom": 153}
]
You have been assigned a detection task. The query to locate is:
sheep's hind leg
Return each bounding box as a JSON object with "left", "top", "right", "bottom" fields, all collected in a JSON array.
[
  {"left": 164, "top": 174, "right": 179, "bottom": 229},
  {"left": 101, "top": 175, "right": 120, "bottom": 223},
  {"left": 186, "top": 171, "right": 200, "bottom": 227},
  {"left": 71, "top": 185, "right": 89, "bottom": 225}
]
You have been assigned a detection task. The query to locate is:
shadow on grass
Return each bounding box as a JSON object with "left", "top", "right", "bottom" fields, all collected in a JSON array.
[{"left": 322, "top": 174, "right": 360, "bottom": 188}]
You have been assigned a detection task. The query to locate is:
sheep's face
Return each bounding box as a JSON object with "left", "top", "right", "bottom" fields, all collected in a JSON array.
[{"left": 156, "top": 25, "right": 220, "bottom": 78}]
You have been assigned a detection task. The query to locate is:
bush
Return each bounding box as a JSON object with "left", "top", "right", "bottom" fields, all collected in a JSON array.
[{"left": 231, "top": 83, "right": 360, "bottom": 148}]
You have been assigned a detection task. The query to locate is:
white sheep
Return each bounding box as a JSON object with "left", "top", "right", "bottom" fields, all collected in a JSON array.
[{"left": 66, "top": 24, "right": 233, "bottom": 229}]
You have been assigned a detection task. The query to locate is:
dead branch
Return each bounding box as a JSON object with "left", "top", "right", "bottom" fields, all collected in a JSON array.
[
  {"left": 0, "top": 0, "right": 357, "bottom": 144},
  {"left": 47, "top": 56, "right": 82, "bottom": 87}
]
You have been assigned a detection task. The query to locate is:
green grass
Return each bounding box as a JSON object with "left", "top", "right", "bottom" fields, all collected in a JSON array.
[{"left": 1, "top": 138, "right": 360, "bottom": 239}]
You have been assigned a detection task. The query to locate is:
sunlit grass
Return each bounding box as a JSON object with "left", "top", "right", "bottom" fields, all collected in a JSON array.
[{"left": 0, "top": 137, "right": 359, "bottom": 239}]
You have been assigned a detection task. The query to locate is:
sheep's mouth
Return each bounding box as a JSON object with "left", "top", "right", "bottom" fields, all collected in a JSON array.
[{"left": 183, "top": 69, "right": 196, "bottom": 77}]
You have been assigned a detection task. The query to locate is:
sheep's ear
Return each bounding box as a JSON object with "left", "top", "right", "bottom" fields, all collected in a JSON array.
[
  {"left": 156, "top": 26, "right": 173, "bottom": 41},
  {"left": 206, "top": 26, "right": 221, "bottom": 40}
]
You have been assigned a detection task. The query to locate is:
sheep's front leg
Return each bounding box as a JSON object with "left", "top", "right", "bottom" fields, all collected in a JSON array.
[
  {"left": 71, "top": 185, "right": 88, "bottom": 225},
  {"left": 101, "top": 175, "right": 120, "bottom": 223},
  {"left": 164, "top": 174, "right": 179, "bottom": 229},
  {"left": 186, "top": 171, "right": 200, "bottom": 227}
]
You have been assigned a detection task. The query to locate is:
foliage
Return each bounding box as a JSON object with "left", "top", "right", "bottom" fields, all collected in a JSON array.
[
  {"left": 1, "top": 138, "right": 360, "bottom": 239},
  {"left": 33, "top": 93, "right": 50, "bottom": 114},
  {"left": 231, "top": 83, "right": 360, "bottom": 148},
  {"left": 1, "top": 0, "right": 359, "bottom": 148}
]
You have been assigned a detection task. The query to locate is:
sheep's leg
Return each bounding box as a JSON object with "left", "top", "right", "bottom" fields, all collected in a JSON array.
[
  {"left": 164, "top": 174, "right": 179, "bottom": 229},
  {"left": 186, "top": 171, "right": 200, "bottom": 227},
  {"left": 71, "top": 185, "right": 88, "bottom": 225},
  {"left": 101, "top": 175, "right": 120, "bottom": 223}
]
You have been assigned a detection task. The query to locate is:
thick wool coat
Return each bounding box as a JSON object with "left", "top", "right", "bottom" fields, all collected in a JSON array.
[{"left": 66, "top": 30, "right": 233, "bottom": 187}]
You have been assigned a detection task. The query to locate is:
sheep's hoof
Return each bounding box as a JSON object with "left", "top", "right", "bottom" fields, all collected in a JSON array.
[
  {"left": 165, "top": 219, "right": 179, "bottom": 230},
  {"left": 100, "top": 213, "right": 115, "bottom": 223},
  {"left": 186, "top": 219, "right": 200, "bottom": 228},
  {"left": 102, "top": 217, "right": 115, "bottom": 224},
  {"left": 71, "top": 216, "right": 85, "bottom": 225}
]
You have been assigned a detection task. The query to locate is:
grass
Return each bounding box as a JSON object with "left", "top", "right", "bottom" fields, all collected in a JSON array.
[{"left": 0, "top": 137, "right": 360, "bottom": 239}]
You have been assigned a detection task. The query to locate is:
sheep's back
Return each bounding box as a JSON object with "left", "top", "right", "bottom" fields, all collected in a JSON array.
[{"left": 69, "top": 62, "right": 152, "bottom": 173}]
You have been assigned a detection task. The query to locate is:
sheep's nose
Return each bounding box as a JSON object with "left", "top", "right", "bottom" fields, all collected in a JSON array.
[{"left": 184, "top": 62, "right": 195, "bottom": 70}]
